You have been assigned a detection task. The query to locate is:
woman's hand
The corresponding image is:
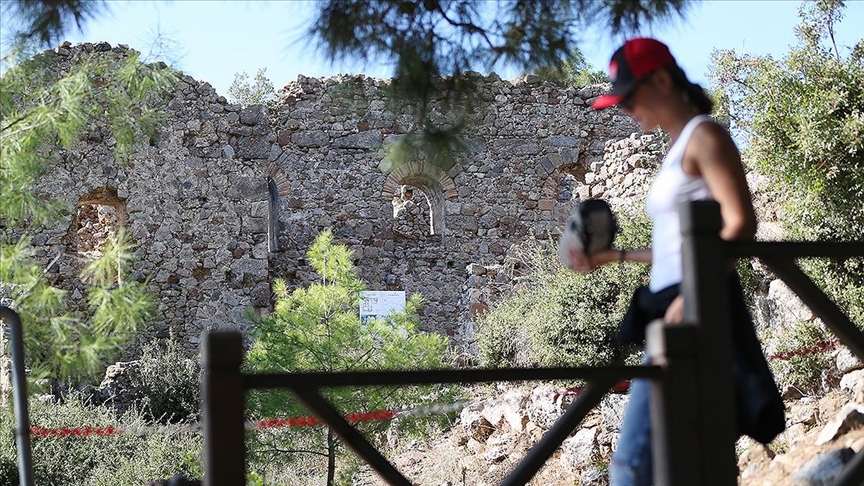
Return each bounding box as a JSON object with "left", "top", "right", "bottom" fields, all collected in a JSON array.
[
  {"left": 566, "top": 248, "right": 594, "bottom": 273},
  {"left": 664, "top": 295, "right": 685, "bottom": 323},
  {"left": 565, "top": 248, "right": 624, "bottom": 273}
]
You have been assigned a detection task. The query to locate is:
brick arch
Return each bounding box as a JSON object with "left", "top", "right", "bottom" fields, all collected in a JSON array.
[
  {"left": 540, "top": 171, "right": 562, "bottom": 200},
  {"left": 267, "top": 160, "right": 291, "bottom": 197},
  {"left": 380, "top": 161, "right": 457, "bottom": 200},
  {"left": 380, "top": 161, "right": 457, "bottom": 237}
]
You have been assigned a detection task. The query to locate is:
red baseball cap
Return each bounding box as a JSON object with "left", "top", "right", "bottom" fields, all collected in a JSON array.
[{"left": 592, "top": 38, "right": 677, "bottom": 110}]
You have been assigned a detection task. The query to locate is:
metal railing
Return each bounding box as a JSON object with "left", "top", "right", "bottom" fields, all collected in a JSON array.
[
  {"left": 202, "top": 332, "right": 662, "bottom": 486},
  {"left": 201, "top": 201, "right": 864, "bottom": 485},
  {"left": 3, "top": 199, "right": 863, "bottom": 485},
  {"left": 0, "top": 306, "right": 35, "bottom": 486}
]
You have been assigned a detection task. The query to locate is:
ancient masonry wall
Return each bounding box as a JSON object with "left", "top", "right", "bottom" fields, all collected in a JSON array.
[{"left": 9, "top": 43, "right": 664, "bottom": 351}]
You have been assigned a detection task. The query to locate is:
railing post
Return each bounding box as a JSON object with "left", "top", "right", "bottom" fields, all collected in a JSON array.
[
  {"left": 202, "top": 331, "right": 246, "bottom": 486},
  {"left": 679, "top": 201, "right": 738, "bottom": 484},
  {"left": 0, "top": 306, "right": 34, "bottom": 486},
  {"left": 647, "top": 319, "right": 700, "bottom": 486}
]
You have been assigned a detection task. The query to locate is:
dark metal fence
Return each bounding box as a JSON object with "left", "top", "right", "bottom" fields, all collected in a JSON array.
[
  {"left": 6, "top": 199, "right": 862, "bottom": 485},
  {"left": 201, "top": 201, "right": 864, "bottom": 485},
  {"left": 0, "top": 306, "right": 35, "bottom": 486}
]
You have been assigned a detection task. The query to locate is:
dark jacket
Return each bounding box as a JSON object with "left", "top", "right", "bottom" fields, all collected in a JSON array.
[{"left": 617, "top": 275, "right": 786, "bottom": 444}]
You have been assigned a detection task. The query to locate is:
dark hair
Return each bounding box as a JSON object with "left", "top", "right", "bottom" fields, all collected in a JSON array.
[{"left": 666, "top": 65, "right": 713, "bottom": 115}]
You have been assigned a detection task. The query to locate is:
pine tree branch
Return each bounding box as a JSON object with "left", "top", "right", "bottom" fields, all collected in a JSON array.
[
  {"left": 431, "top": 4, "right": 494, "bottom": 50},
  {"left": 0, "top": 118, "right": 51, "bottom": 142}
]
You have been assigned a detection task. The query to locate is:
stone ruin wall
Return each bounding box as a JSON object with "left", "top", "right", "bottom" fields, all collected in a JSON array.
[{"left": 7, "top": 42, "right": 666, "bottom": 353}]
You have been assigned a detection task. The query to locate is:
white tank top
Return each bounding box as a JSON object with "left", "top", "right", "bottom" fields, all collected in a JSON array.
[{"left": 645, "top": 114, "right": 714, "bottom": 291}]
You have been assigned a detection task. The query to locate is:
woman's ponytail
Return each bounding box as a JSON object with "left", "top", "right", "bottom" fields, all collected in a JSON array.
[{"left": 667, "top": 65, "right": 713, "bottom": 115}]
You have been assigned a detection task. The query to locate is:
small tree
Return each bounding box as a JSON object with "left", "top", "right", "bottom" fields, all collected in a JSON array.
[
  {"left": 710, "top": 0, "right": 864, "bottom": 323},
  {"left": 532, "top": 46, "right": 609, "bottom": 86},
  {"left": 246, "top": 230, "right": 451, "bottom": 486},
  {"left": 227, "top": 68, "right": 275, "bottom": 106}
]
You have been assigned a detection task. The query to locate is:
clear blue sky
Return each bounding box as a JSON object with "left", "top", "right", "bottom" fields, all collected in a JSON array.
[{"left": 2, "top": 0, "right": 863, "bottom": 97}]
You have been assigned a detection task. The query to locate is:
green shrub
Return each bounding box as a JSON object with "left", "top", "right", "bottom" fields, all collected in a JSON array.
[
  {"left": 711, "top": 1, "right": 864, "bottom": 334},
  {"left": 126, "top": 335, "right": 201, "bottom": 424},
  {"left": 799, "top": 257, "right": 864, "bottom": 329},
  {"left": 245, "top": 230, "right": 458, "bottom": 485},
  {"left": 767, "top": 320, "right": 833, "bottom": 394},
  {"left": 0, "top": 393, "right": 202, "bottom": 486},
  {"left": 477, "top": 209, "right": 652, "bottom": 369}
]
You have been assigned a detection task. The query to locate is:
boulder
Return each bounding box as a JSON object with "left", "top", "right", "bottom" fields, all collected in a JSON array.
[
  {"left": 559, "top": 427, "right": 598, "bottom": 469},
  {"left": 480, "top": 390, "right": 528, "bottom": 432},
  {"left": 460, "top": 403, "right": 495, "bottom": 442},
  {"left": 839, "top": 369, "right": 864, "bottom": 404},
  {"left": 816, "top": 403, "right": 864, "bottom": 445},
  {"left": 792, "top": 448, "right": 856, "bottom": 486}
]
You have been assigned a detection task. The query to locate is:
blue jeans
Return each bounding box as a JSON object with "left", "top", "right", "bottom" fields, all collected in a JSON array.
[{"left": 609, "top": 371, "right": 653, "bottom": 485}]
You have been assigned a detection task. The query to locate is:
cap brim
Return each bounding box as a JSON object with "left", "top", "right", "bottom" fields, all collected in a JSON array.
[{"left": 591, "top": 94, "right": 623, "bottom": 110}]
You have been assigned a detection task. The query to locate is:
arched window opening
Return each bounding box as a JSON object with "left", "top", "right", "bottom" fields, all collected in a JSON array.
[
  {"left": 268, "top": 177, "right": 280, "bottom": 252},
  {"left": 73, "top": 187, "right": 126, "bottom": 262},
  {"left": 392, "top": 185, "right": 433, "bottom": 238},
  {"left": 391, "top": 175, "right": 446, "bottom": 239},
  {"left": 381, "top": 159, "right": 455, "bottom": 239}
]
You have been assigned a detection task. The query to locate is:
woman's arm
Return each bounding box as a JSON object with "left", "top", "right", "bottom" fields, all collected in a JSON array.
[
  {"left": 566, "top": 247, "right": 652, "bottom": 273},
  {"left": 665, "top": 121, "right": 757, "bottom": 323},
  {"left": 683, "top": 122, "right": 757, "bottom": 241}
]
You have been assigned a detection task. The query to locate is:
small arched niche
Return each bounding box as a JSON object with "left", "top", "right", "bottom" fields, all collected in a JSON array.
[
  {"left": 266, "top": 160, "right": 291, "bottom": 253},
  {"left": 72, "top": 187, "right": 126, "bottom": 261},
  {"left": 392, "top": 181, "right": 443, "bottom": 238},
  {"left": 267, "top": 177, "right": 281, "bottom": 252},
  {"left": 381, "top": 161, "right": 457, "bottom": 239}
]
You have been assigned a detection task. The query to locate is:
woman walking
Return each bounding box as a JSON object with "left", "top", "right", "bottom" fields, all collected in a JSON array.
[{"left": 565, "top": 37, "right": 783, "bottom": 485}]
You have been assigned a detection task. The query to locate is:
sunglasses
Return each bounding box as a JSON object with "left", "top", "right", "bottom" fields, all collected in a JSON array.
[
  {"left": 619, "top": 74, "right": 654, "bottom": 110},
  {"left": 620, "top": 92, "right": 638, "bottom": 110}
]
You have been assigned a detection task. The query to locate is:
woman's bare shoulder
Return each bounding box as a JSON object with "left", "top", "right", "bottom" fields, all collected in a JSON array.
[{"left": 690, "top": 119, "right": 739, "bottom": 162}]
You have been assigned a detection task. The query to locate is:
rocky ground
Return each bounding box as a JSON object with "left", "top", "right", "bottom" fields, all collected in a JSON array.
[{"left": 352, "top": 376, "right": 864, "bottom": 485}]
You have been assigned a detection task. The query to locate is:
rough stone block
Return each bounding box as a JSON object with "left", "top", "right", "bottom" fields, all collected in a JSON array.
[
  {"left": 332, "top": 130, "right": 382, "bottom": 149},
  {"left": 236, "top": 137, "right": 269, "bottom": 159},
  {"left": 291, "top": 130, "right": 330, "bottom": 147},
  {"left": 559, "top": 427, "right": 598, "bottom": 469},
  {"left": 239, "top": 104, "right": 268, "bottom": 126}
]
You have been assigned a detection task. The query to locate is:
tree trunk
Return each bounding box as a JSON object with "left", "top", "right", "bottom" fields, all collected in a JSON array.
[
  {"left": 327, "top": 427, "right": 336, "bottom": 486},
  {"left": 51, "top": 378, "right": 63, "bottom": 401}
]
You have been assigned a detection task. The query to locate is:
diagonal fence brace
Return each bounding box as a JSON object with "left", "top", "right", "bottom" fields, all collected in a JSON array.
[
  {"left": 291, "top": 388, "right": 411, "bottom": 486},
  {"left": 501, "top": 377, "right": 617, "bottom": 486},
  {"left": 761, "top": 255, "right": 864, "bottom": 361}
]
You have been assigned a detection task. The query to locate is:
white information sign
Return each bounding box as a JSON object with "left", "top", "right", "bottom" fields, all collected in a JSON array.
[{"left": 359, "top": 291, "right": 406, "bottom": 323}]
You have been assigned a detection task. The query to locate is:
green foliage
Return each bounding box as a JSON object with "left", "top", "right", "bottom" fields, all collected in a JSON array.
[
  {"left": 246, "top": 229, "right": 455, "bottom": 484},
  {"left": 310, "top": 0, "right": 689, "bottom": 96},
  {"left": 0, "top": 394, "right": 203, "bottom": 486},
  {"left": 532, "top": 46, "right": 609, "bottom": 86},
  {"left": 477, "top": 209, "right": 652, "bottom": 369},
  {"left": 1, "top": 48, "right": 177, "bottom": 225},
  {"left": 381, "top": 127, "right": 466, "bottom": 175},
  {"left": 125, "top": 336, "right": 201, "bottom": 424},
  {"left": 710, "top": 0, "right": 863, "bottom": 239},
  {"left": 227, "top": 68, "right": 276, "bottom": 106},
  {"left": 1, "top": 0, "right": 109, "bottom": 48},
  {"left": 0, "top": 233, "right": 154, "bottom": 386},
  {"left": 0, "top": 40, "right": 176, "bottom": 387},
  {"left": 767, "top": 321, "right": 833, "bottom": 394},
  {"left": 709, "top": 0, "right": 864, "bottom": 332}
]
